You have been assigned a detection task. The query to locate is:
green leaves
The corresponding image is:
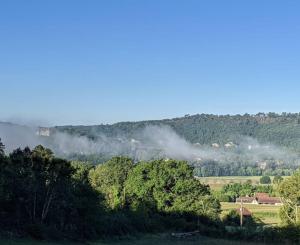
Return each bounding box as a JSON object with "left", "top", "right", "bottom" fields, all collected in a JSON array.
[
  {"left": 260, "top": 176, "right": 271, "bottom": 184},
  {"left": 0, "top": 138, "right": 4, "bottom": 156},
  {"left": 89, "top": 156, "right": 134, "bottom": 209},
  {"left": 279, "top": 171, "right": 300, "bottom": 225},
  {"left": 125, "top": 159, "right": 220, "bottom": 219}
]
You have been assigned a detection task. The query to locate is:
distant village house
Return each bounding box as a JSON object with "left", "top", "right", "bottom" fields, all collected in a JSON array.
[{"left": 236, "top": 192, "right": 282, "bottom": 205}]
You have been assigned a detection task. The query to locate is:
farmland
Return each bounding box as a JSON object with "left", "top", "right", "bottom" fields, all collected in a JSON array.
[
  {"left": 197, "top": 176, "right": 282, "bottom": 225},
  {"left": 198, "top": 176, "right": 287, "bottom": 191},
  {"left": 221, "top": 202, "right": 281, "bottom": 225}
]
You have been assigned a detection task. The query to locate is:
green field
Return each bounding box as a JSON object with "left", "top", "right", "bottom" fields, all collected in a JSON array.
[
  {"left": 0, "top": 234, "right": 266, "bottom": 245},
  {"left": 221, "top": 202, "right": 281, "bottom": 225},
  {"left": 197, "top": 176, "right": 287, "bottom": 191}
]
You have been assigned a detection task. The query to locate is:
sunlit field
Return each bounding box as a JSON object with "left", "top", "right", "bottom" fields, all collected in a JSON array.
[
  {"left": 221, "top": 202, "right": 281, "bottom": 225},
  {"left": 198, "top": 176, "right": 288, "bottom": 191}
]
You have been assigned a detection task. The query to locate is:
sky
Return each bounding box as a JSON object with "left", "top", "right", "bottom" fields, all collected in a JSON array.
[{"left": 1, "top": 0, "right": 300, "bottom": 126}]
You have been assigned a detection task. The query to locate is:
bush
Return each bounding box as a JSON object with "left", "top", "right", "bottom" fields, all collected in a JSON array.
[
  {"left": 273, "top": 175, "right": 283, "bottom": 184},
  {"left": 260, "top": 176, "right": 271, "bottom": 184},
  {"left": 223, "top": 210, "right": 258, "bottom": 229}
]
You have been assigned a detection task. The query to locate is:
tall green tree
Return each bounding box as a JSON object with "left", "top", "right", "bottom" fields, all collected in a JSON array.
[
  {"left": 89, "top": 156, "right": 134, "bottom": 209},
  {"left": 279, "top": 171, "right": 300, "bottom": 225},
  {"left": 0, "top": 138, "right": 4, "bottom": 156},
  {"left": 0, "top": 145, "right": 101, "bottom": 238},
  {"left": 125, "top": 159, "right": 221, "bottom": 220}
]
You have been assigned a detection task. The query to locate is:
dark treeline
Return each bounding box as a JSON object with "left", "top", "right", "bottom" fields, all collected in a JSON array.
[
  {"left": 193, "top": 160, "right": 295, "bottom": 177},
  {"left": 0, "top": 139, "right": 221, "bottom": 240}
]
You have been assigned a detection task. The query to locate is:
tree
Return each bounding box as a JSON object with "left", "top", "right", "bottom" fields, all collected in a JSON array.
[
  {"left": 260, "top": 175, "right": 271, "bottom": 184},
  {"left": 0, "top": 145, "right": 103, "bottom": 239},
  {"left": 273, "top": 175, "right": 283, "bottom": 185},
  {"left": 223, "top": 209, "right": 257, "bottom": 228},
  {"left": 278, "top": 171, "right": 300, "bottom": 225},
  {"left": 89, "top": 156, "right": 134, "bottom": 209},
  {"left": 68, "top": 161, "right": 102, "bottom": 238},
  {"left": 125, "top": 159, "right": 221, "bottom": 220},
  {"left": 0, "top": 138, "right": 4, "bottom": 156}
]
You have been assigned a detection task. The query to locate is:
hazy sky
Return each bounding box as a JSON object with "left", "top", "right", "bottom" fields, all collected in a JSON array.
[{"left": 1, "top": 0, "right": 300, "bottom": 125}]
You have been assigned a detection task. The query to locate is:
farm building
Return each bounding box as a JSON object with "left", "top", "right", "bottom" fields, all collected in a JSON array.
[
  {"left": 236, "top": 193, "right": 282, "bottom": 205},
  {"left": 235, "top": 197, "right": 258, "bottom": 204}
]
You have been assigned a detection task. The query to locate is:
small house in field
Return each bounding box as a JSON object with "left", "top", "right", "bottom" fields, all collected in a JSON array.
[
  {"left": 255, "top": 193, "right": 282, "bottom": 205},
  {"left": 236, "top": 192, "right": 282, "bottom": 205},
  {"left": 235, "top": 207, "right": 252, "bottom": 217},
  {"left": 235, "top": 197, "right": 258, "bottom": 204}
]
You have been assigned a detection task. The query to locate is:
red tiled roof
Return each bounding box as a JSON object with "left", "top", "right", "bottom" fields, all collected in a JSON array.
[
  {"left": 257, "top": 197, "right": 282, "bottom": 204},
  {"left": 255, "top": 192, "right": 269, "bottom": 199},
  {"left": 237, "top": 193, "right": 282, "bottom": 205}
]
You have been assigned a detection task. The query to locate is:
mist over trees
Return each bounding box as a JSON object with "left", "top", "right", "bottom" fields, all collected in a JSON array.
[
  {"left": 1, "top": 113, "right": 300, "bottom": 177},
  {"left": 56, "top": 112, "right": 300, "bottom": 150},
  {"left": 55, "top": 113, "right": 300, "bottom": 176}
]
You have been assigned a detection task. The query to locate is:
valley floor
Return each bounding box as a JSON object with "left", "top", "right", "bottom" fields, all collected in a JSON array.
[{"left": 221, "top": 202, "right": 280, "bottom": 225}]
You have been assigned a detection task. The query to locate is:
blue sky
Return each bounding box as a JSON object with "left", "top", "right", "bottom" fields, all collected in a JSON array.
[{"left": 1, "top": 0, "right": 300, "bottom": 125}]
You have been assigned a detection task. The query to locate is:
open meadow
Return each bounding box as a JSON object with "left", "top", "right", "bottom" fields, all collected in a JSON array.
[
  {"left": 221, "top": 202, "right": 281, "bottom": 225},
  {"left": 198, "top": 176, "right": 288, "bottom": 191}
]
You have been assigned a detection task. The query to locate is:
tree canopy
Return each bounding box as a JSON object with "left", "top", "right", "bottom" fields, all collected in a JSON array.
[
  {"left": 279, "top": 171, "right": 300, "bottom": 225},
  {"left": 260, "top": 176, "right": 271, "bottom": 184}
]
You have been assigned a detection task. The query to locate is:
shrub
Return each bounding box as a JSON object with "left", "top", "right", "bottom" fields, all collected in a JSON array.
[
  {"left": 273, "top": 175, "right": 283, "bottom": 184},
  {"left": 260, "top": 176, "right": 271, "bottom": 184}
]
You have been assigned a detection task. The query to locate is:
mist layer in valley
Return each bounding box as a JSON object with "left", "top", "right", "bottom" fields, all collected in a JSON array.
[{"left": 0, "top": 122, "right": 298, "bottom": 168}]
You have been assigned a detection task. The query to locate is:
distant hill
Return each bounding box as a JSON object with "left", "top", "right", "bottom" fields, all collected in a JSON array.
[
  {"left": 2, "top": 113, "right": 300, "bottom": 176},
  {"left": 56, "top": 113, "right": 300, "bottom": 151}
]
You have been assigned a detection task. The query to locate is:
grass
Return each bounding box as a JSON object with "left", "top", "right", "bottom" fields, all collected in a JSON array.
[
  {"left": 197, "top": 176, "right": 288, "bottom": 191},
  {"left": 198, "top": 176, "right": 283, "bottom": 225},
  {"left": 0, "top": 234, "right": 267, "bottom": 245},
  {"left": 198, "top": 176, "right": 263, "bottom": 191},
  {"left": 221, "top": 202, "right": 281, "bottom": 225}
]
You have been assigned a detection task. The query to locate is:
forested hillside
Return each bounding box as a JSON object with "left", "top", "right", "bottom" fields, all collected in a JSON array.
[
  {"left": 54, "top": 113, "right": 300, "bottom": 176},
  {"left": 2, "top": 113, "right": 300, "bottom": 177},
  {"left": 56, "top": 113, "right": 300, "bottom": 150}
]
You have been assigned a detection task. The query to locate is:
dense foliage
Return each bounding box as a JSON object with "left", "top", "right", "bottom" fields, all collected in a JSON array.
[
  {"left": 0, "top": 139, "right": 221, "bottom": 240},
  {"left": 214, "top": 182, "right": 273, "bottom": 202},
  {"left": 278, "top": 170, "right": 300, "bottom": 225},
  {"left": 273, "top": 175, "right": 283, "bottom": 185},
  {"left": 55, "top": 113, "right": 300, "bottom": 176},
  {"left": 193, "top": 160, "right": 295, "bottom": 177},
  {"left": 223, "top": 210, "right": 257, "bottom": 228},
  {"left": 0, "top": 144, "right": 101, "bottom": 239},
  {"left": 124, "top": 159, "right": 221, "bottom": 220},
  {"left": 2, "top": 136, "right": 300, "bottom": 243},
  {"left": 56, "top": 113, "right": 300, "bottom": 150},
  {"left": 260, "top": 176, "right": 271, "bottom": 184}
]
